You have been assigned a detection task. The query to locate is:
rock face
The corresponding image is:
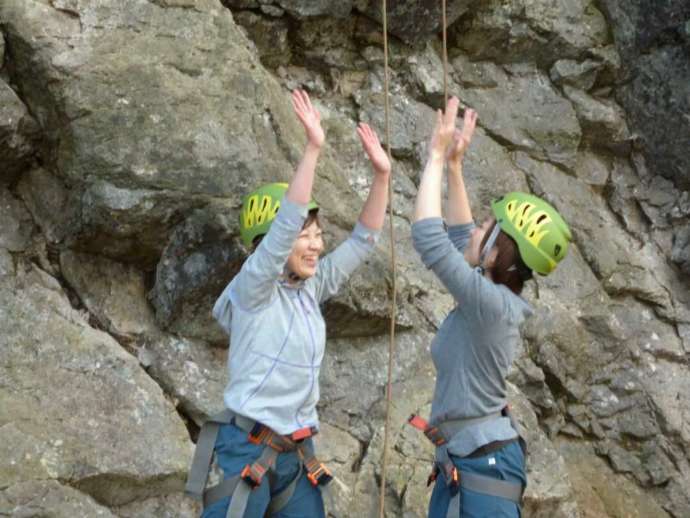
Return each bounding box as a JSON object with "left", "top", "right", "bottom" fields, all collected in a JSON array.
[
  {"left": 1, "top": 0, "right": 689, "bottom": 516},
  {"left": 0, "top": 264, "right": 192, "bottom": 507},
  {"left": 597, "top": 0, "right": 690, "bottom": 186}
]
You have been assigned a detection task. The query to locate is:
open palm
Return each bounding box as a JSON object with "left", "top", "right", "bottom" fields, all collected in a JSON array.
[
  {"left": 357, "top": 123, "right": 391, "bottom": 176},
  {"left": 447, "top": 108, "right": 477, "bottom": 163},
  {"left": 292, "top": 89, "right": 325, "bottom": 148}
]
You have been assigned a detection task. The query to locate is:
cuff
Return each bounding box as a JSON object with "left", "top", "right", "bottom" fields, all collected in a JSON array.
[
  {"left": 277, "top": 196, "right": 310, "bottom": 228},
  {"left": 352, "top": 221, "right": 381, "bottom": 247}
]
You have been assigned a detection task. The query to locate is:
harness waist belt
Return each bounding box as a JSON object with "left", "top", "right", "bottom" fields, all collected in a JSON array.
[{"left": 436, "top": 411, "right": 503, "bottom": 439}]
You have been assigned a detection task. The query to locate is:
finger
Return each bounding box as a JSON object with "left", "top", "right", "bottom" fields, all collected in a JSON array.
[
  {"left": 444, "top": 97, "right": 460, "bottom": 125},
  {"left": 301, "top": 90, "right": 313, "bottom": 112},
  {"left": 292, "top": 90, "right": 306, "bottom": 114}
]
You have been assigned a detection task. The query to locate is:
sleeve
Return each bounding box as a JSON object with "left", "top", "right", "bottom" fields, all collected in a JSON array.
[
  {"left": 447, "top": 222, "right": 475, "bottom": 252},
  {"left": 312, "top": 221, "right": 380, "bottom": 304},
  {"left": 212, "top": 197, "right": 308, "bottom": 328},
  {"left": 411, "top": 217, "right": 508, "bottom": 321}
]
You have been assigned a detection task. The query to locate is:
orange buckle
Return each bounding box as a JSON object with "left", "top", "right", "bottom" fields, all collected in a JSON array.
[
  {"left": 240, "top": 464, "right": 265, "bottom": 489},
  {"left": 306, "top": 464, "right": 332, "bottom": 487},
  {"left": 408, "top": 414, "right": 429, "bottom": 431},
  {"left": 290, "top": 427, "right": 314, "bottom": 441},
  {"left": 425, "top": 427, "right": 446, "bottom": 446},
  {"left": 248, "top": 425, "right": 271, "bottom": 445},
  {"left": 450, "top": 467, "right": 459, "bottom": 486}
]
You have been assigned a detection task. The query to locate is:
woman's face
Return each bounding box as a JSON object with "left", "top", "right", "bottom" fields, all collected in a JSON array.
[
  {"left": 287, "top": 220, "right": 324, "bottom": 279},
  {"left": 464, "top": 218, "right": 494, "bottom": 267}
]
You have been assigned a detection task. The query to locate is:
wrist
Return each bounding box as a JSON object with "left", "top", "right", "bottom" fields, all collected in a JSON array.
[
  {"left": 373, "top": 167, "right": 391, "bottom": 179},
  {"left": 305, "top": 141, "right": 322, "bottom": 153},
  {"left": 448, "top": 161, "right": 463, "bottom": 174},
  {"left": 429, "top": 149, "right": 445, "bottom": 162}
]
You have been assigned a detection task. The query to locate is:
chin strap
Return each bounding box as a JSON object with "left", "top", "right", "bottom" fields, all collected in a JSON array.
[{"left": 478, "top": 223, "right": 501, "bottom": 272}]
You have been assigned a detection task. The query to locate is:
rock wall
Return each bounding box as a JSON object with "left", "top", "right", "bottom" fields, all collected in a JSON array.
[{"left": 0, "top": 0, "right": 688, "bottom": 516}]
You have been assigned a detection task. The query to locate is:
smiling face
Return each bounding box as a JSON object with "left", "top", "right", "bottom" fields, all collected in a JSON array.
[
  {"left": 286, "top": 219, "right": 324, "bottom": 279},
  {"left": 464, "top": 218, "right": 495, "bottom": 267}
]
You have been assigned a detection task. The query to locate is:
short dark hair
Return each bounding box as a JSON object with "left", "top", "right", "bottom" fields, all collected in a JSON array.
[{"left": 480, "top": 220, "right": 532, "bottom": 295}]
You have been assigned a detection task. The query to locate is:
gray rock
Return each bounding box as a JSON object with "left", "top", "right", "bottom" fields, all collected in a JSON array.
[
  {"left": 0, "top": 480, "right": 117, "bottom": 518},
  {"left": 59, "top": 250, "right": 158, "bottom": 339},
  {"left": 0, "top": 0, "right": 329, "bottom": 264},
  {"left": 672, "top": 223, "right": 690, "bottom": 275},
  {"left": 361, "top": 0, "right": 473, "bottom": 44},
  {"left": 598, "top": 0, "right": 690, "bottom": 186},
  {"left": 514, "top": 152, "right": 672, "bottom": 309},
  {"left": 0, "top": 263, "right": 193, "bottom": 506},
  {"left": 233, "top": 11, "right": 291, "bottom": 68},
  {"left": 452, "top": 0, "right": 608, "bottom": 65},
  {"left": 573, "top": 150, "right": 610, "bottom": 187},
  {"left": 0, "top": 249, "right": 13, "bottom": 278},
  {"left": 549, "top": 59, "right": 601, "bottom": 91},
  {"left": 356, "top": 89, "right": 436, "bottom": 159},
  {"left": 459, "top": 65, "right": 581, "bottom": 168},
  {"left": 115, "top": 491, "right": 200, "bottom": 517},
  {"left": 0, "top": 187, "right": 34, "bottom": 252},
  {"left": 610, "top": 298, "right": 685, "bottom": 360},
  {"left": 16, "top": 168, "right": 74, "bottom": 244},
  {"left": 150, "top": 208, "right": 244, "bottom": 344},
  {"left": 563, "top": 85, "right": 631, "bottom": 154},
  {"left": 558, "top": 441, "right": 670, "bottom": 518},
  {"left": 276, "top": 0, "right": 352, "bottom": 18},
  {"left": 0, "top": 80, "right": 39, "bottom": 184},
  {"left": 311, "top": 422, "right": 362, "bottom": 518},
  {"left": 407, "top": 43, "right": 458, "bottom": 104},
  {"left": 451, "top": 55, "right": 505, "bottom": 89},
  {"left": 141, "top": 334, "right": 227, "bottom": 426}
]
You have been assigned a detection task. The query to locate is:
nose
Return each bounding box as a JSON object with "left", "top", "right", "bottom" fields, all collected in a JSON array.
[{"left": 309, "top": 237, "right": 323, "bottom": 252}]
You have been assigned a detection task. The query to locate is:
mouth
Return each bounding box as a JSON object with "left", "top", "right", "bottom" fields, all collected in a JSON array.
[{"left": 303, "top": 256, "right": 318, "bottom": 267}]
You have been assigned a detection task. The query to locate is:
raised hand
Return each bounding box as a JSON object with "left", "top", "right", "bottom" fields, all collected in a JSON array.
[
  {"left": 356, "top": 123, "right": 391, "bottom": 177},
  {"left": 292, "top": 89, "right": 325, "bottom": 149},
  {"left": 447, "top": 108, "right": 477, "bottom": 164},
  {"left": 428, "top": 96, "right": 460, "bottom": 158}
]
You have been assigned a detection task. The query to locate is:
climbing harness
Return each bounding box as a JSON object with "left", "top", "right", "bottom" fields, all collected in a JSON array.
[
  {"left": 185, "top": 409, "right": 333, "bottom": 517},
  {"left": 408, "top": 406, "right": 527, "bottom": 518}
]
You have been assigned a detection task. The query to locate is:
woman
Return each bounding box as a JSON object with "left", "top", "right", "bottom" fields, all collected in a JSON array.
[
  {"left": 189, "top": 90, "right": 391, "bottom": 517},
  {"left": 411, "top": 97, "right": 571, "bottom": 518}
]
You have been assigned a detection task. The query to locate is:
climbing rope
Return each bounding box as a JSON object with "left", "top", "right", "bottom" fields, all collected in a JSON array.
[
  {"left": 377, "top": 1, "right": 450, "bottom": 516},
  {"left": 377, "top": 0, "right": 397, "bottom": 516},
  {"left": 442, "top": 0, "right": 449, "bottom": 105}
]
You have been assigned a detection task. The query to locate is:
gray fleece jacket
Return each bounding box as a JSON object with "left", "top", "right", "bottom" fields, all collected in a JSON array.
[
  {"left": 412, "top": 218, "right": 533, "bottom": 456},
  {"left": 213, "top": 197, "right": 379, "bottom": 435}
]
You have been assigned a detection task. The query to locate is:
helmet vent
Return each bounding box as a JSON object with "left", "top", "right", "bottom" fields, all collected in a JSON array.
[
  {"left": 554, "top": 244, "right": 562, "bottom": 256},
  {"left": 537, "top": 214, "right": 547, "bottom": 224},
  {"left": 522, "top": 205, "right": 531, "bottom": 215}
]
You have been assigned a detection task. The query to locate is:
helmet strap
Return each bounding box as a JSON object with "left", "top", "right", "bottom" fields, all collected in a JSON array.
[{"left": 478, "top": 223, "right": 501, "bottom": 270}]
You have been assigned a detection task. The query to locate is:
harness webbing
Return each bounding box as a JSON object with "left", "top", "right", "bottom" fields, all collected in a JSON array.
[
  {"left": 408, "top": 407, "right": 527, "bottom": 518},
  {"left": 185, "top": 410, "right": 332, "bottom": 518}
]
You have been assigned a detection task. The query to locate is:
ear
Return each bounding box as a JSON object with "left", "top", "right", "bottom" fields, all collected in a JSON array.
[{"left": 484, "top": 247, "right": 499, "bottom": 270}]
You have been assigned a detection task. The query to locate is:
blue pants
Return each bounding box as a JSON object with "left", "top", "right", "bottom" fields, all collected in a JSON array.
[
  {"left": 201, "top": 423, "right": 325, "bottom": 518},
  {"left": 428, "top": 441, "right": 526, "bottom": 518}
]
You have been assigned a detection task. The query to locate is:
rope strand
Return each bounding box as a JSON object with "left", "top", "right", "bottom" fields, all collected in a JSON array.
[
  {"left": 378, "top": 0, "right": 398, "bottom": 516},
  {"left": 442, "top": 0, "right": 449, "bottom": 106}
]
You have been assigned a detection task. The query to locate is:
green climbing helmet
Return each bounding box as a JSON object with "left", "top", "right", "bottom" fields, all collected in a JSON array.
[
  {"left": 491, "top": 192, "right": 572, "bottom": 276},
  {"left": 239, "top": 182, "right": 319, "bottom": 247}
]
